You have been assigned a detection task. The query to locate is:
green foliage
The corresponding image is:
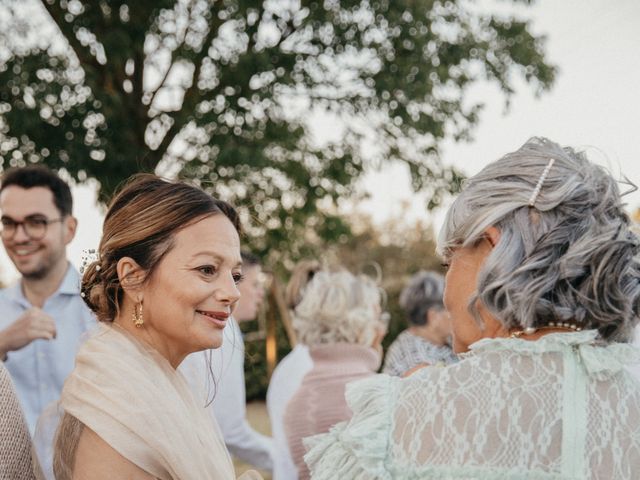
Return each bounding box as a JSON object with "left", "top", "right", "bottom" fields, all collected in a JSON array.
[
  {"left": 0, "top": 0, "right": 554, "bottom": 263},
  {"left": 241, "top": 317, "right": 292, "bottom": 401}
]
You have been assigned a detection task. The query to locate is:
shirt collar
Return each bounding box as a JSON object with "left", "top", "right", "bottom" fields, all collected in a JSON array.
[
  {"left": 4, "top": 281, "right": 25, "bottom": 306},
  {"left": 5, "top": 263, "right": 81, "bottom": 306},
  {"left": 58, "top": 264, "right": 81, "bottom": 295}
]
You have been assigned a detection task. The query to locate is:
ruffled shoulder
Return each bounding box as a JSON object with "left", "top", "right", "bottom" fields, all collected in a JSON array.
[
  {"left": 577, "top": 341, "right": 640, "bottom": 380},
  {"left": 304, "top": 374, "right": 399, "bottom": 480},
  {"left": 469, "top": 330, "right": 640, "bottom": 380}
]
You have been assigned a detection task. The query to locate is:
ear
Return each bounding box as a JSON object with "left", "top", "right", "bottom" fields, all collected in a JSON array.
[
  {"left": 117, "top": 257, "right": 146, "bottom": 303},
  {"left": 484, "top": 226, "right": 501, "bottom": 248},
  {"left": 63, "top": 216, "right": 78, "bottom": 245}
]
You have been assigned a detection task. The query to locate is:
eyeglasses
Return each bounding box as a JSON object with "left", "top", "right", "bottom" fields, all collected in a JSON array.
[{"left": 0, "top": 216, "right": 64, "bottom": 240}]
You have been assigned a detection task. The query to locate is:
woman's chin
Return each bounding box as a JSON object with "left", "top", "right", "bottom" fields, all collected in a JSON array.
[{"left": 189, "top": 331, "right": 223, "bottom": 352}]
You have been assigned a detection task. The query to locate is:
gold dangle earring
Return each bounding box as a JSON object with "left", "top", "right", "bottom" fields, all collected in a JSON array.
[{"left": 132, "top": 301, "right": 144, "bottom": 328}]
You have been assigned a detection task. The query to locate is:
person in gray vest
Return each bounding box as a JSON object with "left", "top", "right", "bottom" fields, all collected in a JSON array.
[{"left": 383, "top": 271, "right": 457, "bottom": 377}]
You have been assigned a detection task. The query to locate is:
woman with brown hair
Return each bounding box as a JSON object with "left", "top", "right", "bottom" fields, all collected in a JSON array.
[{"left": 53, "top": 175, "right": 261, "bottom": 479}]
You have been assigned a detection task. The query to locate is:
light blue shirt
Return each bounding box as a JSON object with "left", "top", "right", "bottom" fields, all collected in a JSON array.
[{"left": 0, "top": 265, "right": 95, "bottom": 434}]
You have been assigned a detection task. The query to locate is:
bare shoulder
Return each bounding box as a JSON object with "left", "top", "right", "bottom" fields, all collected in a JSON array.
[{"left": 73, "top": 426, "right": 155, "bottom": 480}]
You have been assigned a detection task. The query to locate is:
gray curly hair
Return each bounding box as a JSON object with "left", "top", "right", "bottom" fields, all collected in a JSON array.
[
  {"left": 292, "top": 269, "right": 383, "bottom": 347},
  {"left": 437, "top": 137, "right": 640, "bottom": 342},
  {"left": 399, "top": 271, "right": 445, "bottom": 326}
]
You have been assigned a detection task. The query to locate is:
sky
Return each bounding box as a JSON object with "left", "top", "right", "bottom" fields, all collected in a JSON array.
[
  {"left": 352, "top": 0, "right": 640, "bottom": 227},
  {"left": 1, "top": 0, "right": 639, "bottom": 283}
]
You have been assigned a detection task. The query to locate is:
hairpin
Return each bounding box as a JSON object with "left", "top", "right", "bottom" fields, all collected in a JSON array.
[
  {"left": 528, "top": 158, "right": 555, "bottom": 207},
  {"left": 80, "top": 248, "right": 100, "bottom": 274}
]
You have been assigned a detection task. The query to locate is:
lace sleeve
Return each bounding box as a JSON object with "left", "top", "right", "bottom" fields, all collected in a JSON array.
[{"left": 304, "top": 374, "right": 398, "bottom": 480}]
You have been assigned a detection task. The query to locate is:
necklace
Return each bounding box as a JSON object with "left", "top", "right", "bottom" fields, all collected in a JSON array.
[{"left": 510, "top": 323, "right": 582, "bottom": 339}]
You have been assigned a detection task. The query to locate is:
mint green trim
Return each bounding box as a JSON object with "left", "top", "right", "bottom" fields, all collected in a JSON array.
[{"left": 561, "top": 347, "right": 587, "bottom": 478}]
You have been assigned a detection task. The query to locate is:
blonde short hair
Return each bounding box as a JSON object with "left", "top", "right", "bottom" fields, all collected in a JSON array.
[{"left": 292, "top": 269, "right": 382, "bottom": 347}]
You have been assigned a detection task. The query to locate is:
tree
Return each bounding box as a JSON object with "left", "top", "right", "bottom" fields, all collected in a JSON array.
[{"left": 0, "top": 0, "right": 555, "bottom": 262}]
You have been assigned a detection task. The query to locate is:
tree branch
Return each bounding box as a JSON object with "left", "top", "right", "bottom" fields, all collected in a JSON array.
[
  {"left": 146, "top": 2, "right": 196, "bottom": 115},
  {"left": 142, "top": 8, "right": 224, "bottom": 170},
  {"left": 39, "top": 0, "right": 108, "bottom": 76},
  {"left": 144, "top": 5, "right": 297, "bottom": 170},
  {"left": 147, "top": 61, "right": 174, "bottom": 111},
  {"left": 133, "top": 48, "right": 147, "bottom": 147},
  {"left": 245, "top": 3, "right": 266, "bottom": 54}
]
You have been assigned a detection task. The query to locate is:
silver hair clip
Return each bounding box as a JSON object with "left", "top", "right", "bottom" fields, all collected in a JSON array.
[{"left": 528, "top": 158, "right": 555, "bottom": 207}]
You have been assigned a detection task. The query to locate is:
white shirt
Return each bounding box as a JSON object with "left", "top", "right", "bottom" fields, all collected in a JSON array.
[
  {"left": 266, "top": 344, "right": 313, "bottom": 480},
  {"left": 181, "top": 319, "right": 274, "bottom": 471}
]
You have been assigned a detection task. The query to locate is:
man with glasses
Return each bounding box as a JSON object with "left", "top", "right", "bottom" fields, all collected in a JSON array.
[{"left": 0, "top": 165, "right": 94, "bottom": 434}]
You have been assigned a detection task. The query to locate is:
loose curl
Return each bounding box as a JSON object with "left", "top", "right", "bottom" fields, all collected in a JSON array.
[
  {"left": 292, "top": 269, "right": 383, "bottom": 347},
  {"left": 80, "top": 174, "right": 240, "bottom": 323},
  {"left": 438, "top": 137, "right": 640, "bottom": 342}
]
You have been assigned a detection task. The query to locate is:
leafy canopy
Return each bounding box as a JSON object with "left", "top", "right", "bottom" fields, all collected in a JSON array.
[{"left": 0, "top": 0, "right": 555, "bottom": 262}]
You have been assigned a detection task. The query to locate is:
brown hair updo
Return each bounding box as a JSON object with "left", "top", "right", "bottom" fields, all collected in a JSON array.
[{"left": 81, "top": 174, "right": 241, "bottom": 323}]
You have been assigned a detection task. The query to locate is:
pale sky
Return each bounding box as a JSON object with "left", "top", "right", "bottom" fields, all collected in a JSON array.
[
  {"left": 1, "top": 0, "right": 638, "bottom": 283},
  {"left": 354, "top": 0, "right": 640, "bottom": 227}
]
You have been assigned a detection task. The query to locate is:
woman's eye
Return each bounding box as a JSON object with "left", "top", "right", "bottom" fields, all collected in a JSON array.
[
  {"left": 198, "top": 266, "right": 216, "bottom": 276},
  {"left": 233, "top": 273, "right": 245, "bottom": 285}
]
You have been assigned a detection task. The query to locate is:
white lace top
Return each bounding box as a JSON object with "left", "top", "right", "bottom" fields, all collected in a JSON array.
[{"left": 305, "top": 330, "right": 640, "bottom": 479}]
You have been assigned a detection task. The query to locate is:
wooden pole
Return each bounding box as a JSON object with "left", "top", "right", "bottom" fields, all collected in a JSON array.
[
  {"left": 264, "top": 276, "right": 297, "bottom": 379},
  {"left": 271, "top": 277, "right": 297, "bottom": 347}
]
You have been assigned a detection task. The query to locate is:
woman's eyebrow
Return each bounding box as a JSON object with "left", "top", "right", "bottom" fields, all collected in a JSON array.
[{"left": 189, "top": 251, "right": 242, "bottom": 268}]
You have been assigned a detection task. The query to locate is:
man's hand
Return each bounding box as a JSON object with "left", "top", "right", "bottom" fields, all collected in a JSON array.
[{"left": 0, "top": 308, "right": 57, "bottom": 358}]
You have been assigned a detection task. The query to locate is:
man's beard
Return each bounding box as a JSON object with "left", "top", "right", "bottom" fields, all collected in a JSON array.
[
  {"left": 17, "top": 251, "right": 61, "bottom": 281},
  {"left": 21, "top": 262, "right": 52, "bottom": 280}
]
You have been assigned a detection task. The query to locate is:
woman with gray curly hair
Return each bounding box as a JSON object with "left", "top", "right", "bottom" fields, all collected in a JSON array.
[
  {"left": 383, "top": 271, "right": 457, "bottom": 376},
  {"left": 306, "top": 137, "right": 640, "bottom": 479},
  {"left": 283, "top": 268, "right": 386, "bottom": 480}
]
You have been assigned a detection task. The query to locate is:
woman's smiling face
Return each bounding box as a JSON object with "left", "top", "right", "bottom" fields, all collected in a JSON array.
[{"left": 138, "top": 214, "right": 242, "bottom": 363}]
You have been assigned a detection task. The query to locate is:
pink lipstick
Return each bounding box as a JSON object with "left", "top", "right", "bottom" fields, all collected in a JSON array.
[{"left": 197, "top": 310, "right": 229, "bottom": 328}]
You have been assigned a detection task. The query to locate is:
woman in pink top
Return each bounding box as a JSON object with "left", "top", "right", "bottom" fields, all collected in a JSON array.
[{"left": 283, "top": 268, "right": 386, "bottom": 480}]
